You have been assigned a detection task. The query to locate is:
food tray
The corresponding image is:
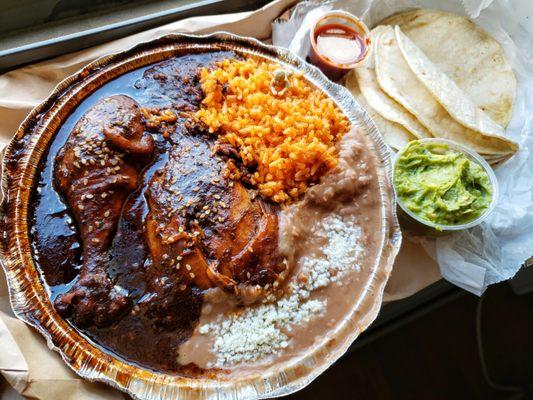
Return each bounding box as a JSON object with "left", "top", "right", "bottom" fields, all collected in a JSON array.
[{"left": 0, "top": 32, "right": 401, "bottom": 399}]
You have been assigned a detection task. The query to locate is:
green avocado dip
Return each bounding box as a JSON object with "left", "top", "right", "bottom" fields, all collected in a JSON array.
[{"left": 394, "top": 141, "right": 493, "bottom": 227}]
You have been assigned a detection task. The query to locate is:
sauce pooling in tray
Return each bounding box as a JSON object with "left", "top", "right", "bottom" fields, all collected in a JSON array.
[{"left": 30, "top": 51, "right": 263, "bottom": 373}]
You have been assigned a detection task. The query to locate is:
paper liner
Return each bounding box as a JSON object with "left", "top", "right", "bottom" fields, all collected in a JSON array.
[{"left": 0, "top": 32, "right": 401, "bottom": 400}]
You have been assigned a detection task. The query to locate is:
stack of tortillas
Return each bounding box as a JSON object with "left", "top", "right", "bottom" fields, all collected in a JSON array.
[{"left": 345, "top": 9, "right": 519, "bottom": 164}]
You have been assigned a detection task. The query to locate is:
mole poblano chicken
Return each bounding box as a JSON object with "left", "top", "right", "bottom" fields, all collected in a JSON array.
[{"left": 30, "top": 51, "right": 384, "bottom": 376}]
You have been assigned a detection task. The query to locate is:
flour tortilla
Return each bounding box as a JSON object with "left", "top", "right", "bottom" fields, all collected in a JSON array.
[
  {"left": 348, "top": 25, "right": 431, "bottom": 145},
  {"left": 346, "top": 71, "right": 415, "bottom": 150},
  {"left": 380, "top": 9, "right": 516, "bottom": 127},
  {"left": 375, "top": 26, "right": 517, "bottom": 159},
  {"left": 394, "top": 26, "right": 517, "bottom": 152}
]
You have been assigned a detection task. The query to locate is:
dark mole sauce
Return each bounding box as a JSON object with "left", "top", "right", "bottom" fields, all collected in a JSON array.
[{"left": 29, "top": 52, "right": 233, "bottom": 374}]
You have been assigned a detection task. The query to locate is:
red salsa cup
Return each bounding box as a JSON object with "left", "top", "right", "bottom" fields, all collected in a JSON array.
[{"left": 308, "top": 10, "right": 371, "bottom": 81}]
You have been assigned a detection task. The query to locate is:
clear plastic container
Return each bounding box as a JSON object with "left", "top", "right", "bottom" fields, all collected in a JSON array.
[{"left": 392, "top": 138, "right": 499, "bottom": 237}]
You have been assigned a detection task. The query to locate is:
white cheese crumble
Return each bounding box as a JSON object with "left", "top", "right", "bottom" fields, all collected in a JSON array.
[
  {"left": 199, "top": 214, "right": 363, "bottom": 367},
  {"left": 200, "top": 286, "right": 324, "bottom": 366},
  {"left": 300, "top": 215, "right": 363, "bottom": 291}
]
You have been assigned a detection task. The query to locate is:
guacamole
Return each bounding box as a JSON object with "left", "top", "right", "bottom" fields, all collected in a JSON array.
[{"left": 394, "top": 141, "right": 493, "bottom": 227}]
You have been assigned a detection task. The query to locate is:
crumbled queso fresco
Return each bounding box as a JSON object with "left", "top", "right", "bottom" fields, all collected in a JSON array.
[{"left": 198, "top": 214, "right": 363, "bottom": 367}]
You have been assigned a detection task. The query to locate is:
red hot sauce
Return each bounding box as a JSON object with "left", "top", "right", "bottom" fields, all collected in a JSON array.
[
  {"left": 316, "top": 23, "right": 366, "bottom": 65},
  {"left": 308, "top": 11, "right": 371, "bottom": 81}
]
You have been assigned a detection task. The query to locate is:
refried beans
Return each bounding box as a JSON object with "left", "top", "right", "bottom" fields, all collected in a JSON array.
[{"left": 177, "top": 127, "right": 383, "bottom": 375}]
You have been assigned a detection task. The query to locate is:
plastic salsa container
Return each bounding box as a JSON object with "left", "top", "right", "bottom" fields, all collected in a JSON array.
[
  {"left": 392, "top": 138, "right": 499, "bottom": 237},
  {"left": 308, "top": 10, "right": 371, "bottom": 81}
]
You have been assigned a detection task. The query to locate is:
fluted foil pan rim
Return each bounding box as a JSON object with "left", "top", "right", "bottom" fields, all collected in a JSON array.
[{"left": 0, "top": 31, "right": 402, "bottom": 400}]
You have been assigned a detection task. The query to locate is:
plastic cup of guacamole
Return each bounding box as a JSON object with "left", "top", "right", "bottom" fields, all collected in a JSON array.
[{"left": 392, "top": 138, "right": 498, "bottom": 236}]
